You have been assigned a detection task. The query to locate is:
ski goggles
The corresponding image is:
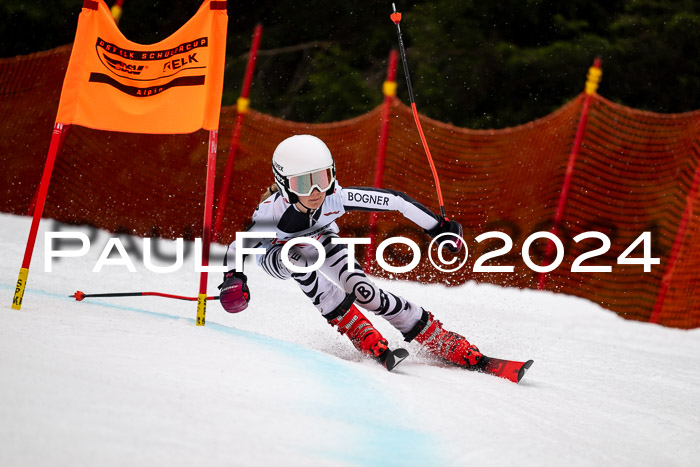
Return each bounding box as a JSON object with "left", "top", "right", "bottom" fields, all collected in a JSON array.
[{"left": 287, "top": 167, "right": 335, "bottom": 196}]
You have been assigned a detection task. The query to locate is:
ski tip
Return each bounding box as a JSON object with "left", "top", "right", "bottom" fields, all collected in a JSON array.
[
  {"left": 383, "top": 348, "right": 409, "bottom": 372},
  {"left": 517, "top": 360, "right": 534, "bottom": 383}
]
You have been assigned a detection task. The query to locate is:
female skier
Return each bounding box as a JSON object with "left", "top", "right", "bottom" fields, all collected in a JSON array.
[{"left": 219, "top": 134, "right": 483, "bottom": 370}]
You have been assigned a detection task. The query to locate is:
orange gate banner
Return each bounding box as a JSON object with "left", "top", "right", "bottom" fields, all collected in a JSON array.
[{"left": 56, "top": 0, "right": 227, "bottom": 134}]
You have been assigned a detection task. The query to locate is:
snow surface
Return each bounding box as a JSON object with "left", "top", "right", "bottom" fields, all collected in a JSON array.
[{"left": 1, "top": 213, "right": 699, "bottom": 466}]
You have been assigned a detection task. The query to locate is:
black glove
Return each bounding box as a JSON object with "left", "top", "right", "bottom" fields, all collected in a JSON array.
[
  {"left": 425, "top": 217, "right": 464, "bottom": 253},
  {"left": 218, "top": 270, "right": 250, "bottom": 313}
]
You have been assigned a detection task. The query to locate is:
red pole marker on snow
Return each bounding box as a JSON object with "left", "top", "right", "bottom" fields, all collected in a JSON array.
[
  {"left": 71, "top": 291, "right": 219, "bottom": 301},
  {"left": 390, "top": 3, "right": 446, "bottom": 218}
]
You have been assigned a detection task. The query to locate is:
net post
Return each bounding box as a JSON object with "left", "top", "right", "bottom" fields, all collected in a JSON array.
[
  {"left": 197, "top": 130, "right": 219, "bottom": 326},
  {"left": 650, "top": 156, "right": 700, "bottom": 324},
  {"left": 110, "top": 0, "right": 124, "bottom": 24},
  {"left": 213, "top": 23, "right": 263, "bottom": 243},
  {"left": 538, "top": 58, "right": 602, "bottom": 290},
  {"left": 364, "top": 49, "right": 398, "bottom": 273},
  {"left": 12, "top": 122, "right": 66, "bottom": 310}
]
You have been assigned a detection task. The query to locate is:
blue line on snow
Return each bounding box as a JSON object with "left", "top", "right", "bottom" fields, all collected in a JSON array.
[{"left": 3, "top": 284, "right": 439, "bottom": 466}]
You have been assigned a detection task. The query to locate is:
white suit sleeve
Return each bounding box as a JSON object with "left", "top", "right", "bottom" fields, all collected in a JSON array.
[{"left": 341, "top": 186, "right": 441, "bottom": 231}]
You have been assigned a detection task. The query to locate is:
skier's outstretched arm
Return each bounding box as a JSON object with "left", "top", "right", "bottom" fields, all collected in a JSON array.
[{"left": 342, "top": 186, "right": 463, "bottom": 251}]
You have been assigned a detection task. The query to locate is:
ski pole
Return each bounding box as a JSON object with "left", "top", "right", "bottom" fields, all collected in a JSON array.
[
  {"left": 71, "top": 291, "right": 220, "bottom": 301},
  {"left": 390, "top": 3, "right": 446, "bottom": 218}
]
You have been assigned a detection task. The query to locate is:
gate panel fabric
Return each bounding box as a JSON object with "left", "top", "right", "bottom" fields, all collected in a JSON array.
[{"left": 56, "top": 0, "right": 227, "bottom": 134}]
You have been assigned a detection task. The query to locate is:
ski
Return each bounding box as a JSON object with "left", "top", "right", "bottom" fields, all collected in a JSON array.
[
  {"left": 477, "top": 357, "right": 534, "bottom": 383},
  {"left": 380, "top": 348, "right": 409, "bottom": 371}
]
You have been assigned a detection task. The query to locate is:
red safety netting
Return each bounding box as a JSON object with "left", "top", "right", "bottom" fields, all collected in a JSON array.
[{"left": 1, "top": 46, "right": 699, "bottom": 328}]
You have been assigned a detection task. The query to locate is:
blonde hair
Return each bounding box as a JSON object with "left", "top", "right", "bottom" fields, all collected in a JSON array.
[{"left": 259, "top": 184, "right": 279, "bottom": 203}]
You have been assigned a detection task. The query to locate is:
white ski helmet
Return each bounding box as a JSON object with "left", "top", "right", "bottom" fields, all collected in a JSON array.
[{"left": 272, "top": 134, "right": 336, "bottom": 203}]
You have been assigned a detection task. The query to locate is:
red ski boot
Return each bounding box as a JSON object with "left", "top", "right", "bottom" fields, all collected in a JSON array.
[
  {"left": 325, "top": 295, "right": 389, "bottom": 359},
  {"left": 403, "top": 310, "right": 484, "bottom": 369}
]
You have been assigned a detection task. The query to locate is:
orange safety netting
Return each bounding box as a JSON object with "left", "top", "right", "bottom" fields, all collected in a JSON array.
[{"left": 1, "top": 46, "right": 699, "bottom": 328}]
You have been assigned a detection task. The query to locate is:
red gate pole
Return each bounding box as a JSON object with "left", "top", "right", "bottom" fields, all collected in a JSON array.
[
  {"left": 212, "top": 23, "right": 263, "bottom": 243},
  {"left": 649, "top": 149, "right": 700, "bottom": 324},
  {"left": 538, "top": 58, "right": 602, "bottom": 290},
  {"left": 364, "top": 49, "right": 398, "bottom": 273},
  {"left": 196, "top": 130, "right": 219, "bottom": 326},
  {"left": 26, "top": 124, "right": 71, "bottom": 216},
  {"left": 12, "top": 122, "right": 67, "bottom": 310}
]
